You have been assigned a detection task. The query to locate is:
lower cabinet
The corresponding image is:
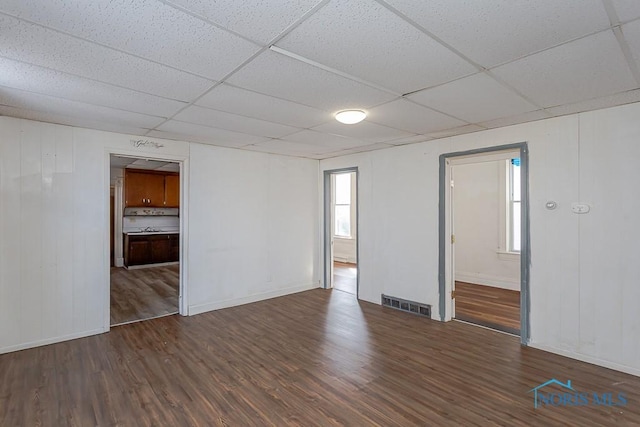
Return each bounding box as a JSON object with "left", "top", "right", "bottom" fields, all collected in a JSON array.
[{"left": 124, "top": 233, "right": 179, "bottom": 267}]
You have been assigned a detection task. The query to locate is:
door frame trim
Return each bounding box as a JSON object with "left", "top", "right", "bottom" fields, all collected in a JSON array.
[
  {"left": 323, "top": 167, "right": 359, "bottom": 297},
  {"left": 438, "top": 142, "right": 530, "bottom": 344}
]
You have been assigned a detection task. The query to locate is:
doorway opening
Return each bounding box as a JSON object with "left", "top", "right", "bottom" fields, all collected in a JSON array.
[
  {"left": 439, "top": 143, "right": 530, "bottom": 344},
  {"left": 324, "top": 168, "right": 359, "bottom": 297},
  {"left": 109, "top": 154, "right": 181, "bottom": 326}
]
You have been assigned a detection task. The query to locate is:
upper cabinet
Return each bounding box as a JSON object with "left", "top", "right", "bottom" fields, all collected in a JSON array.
[
  {"left": 124, "top": 169, "right": 179, "bottom": 208},
  {"left": 164, "top": 174, "right": 180, "bottom": 208}
]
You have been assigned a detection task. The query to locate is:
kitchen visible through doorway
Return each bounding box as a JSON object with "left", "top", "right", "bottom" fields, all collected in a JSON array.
[{"left": 109, "top": 154, "right": 181, "bottom": 326}]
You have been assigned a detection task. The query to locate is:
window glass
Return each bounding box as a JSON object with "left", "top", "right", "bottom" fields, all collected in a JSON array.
[
  {"left": 512, "top": 202, "right": 521, "bottom": 251},
  {"left": 335, "top": 173, "right": 351, "bottom": 205},
  {"left": 510, "top": 159, "right": 521, "bottom": 252},
  {"left": 335, "top": 205, "right": 351, "bottom": 237}
]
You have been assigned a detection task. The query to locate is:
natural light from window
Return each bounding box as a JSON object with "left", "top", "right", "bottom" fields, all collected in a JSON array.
[
  {"left": 510, "top": 159, "right": 521, "bottom": 252},
  {"left": 334, "top": 173, "right": 351, "bottom": 238}
]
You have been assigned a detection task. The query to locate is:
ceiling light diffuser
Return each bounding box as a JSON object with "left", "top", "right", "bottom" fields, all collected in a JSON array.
[{"left": 335, "top": 110, "right": 367, "bottom": 124}]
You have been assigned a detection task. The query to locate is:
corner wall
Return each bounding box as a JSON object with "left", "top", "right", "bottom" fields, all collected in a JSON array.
[{"left": 320, "top": 102, "right": 640, "bottom": 376}]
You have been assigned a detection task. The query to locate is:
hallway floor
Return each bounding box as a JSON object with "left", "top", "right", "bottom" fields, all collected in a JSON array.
[
  {"left": 110, "top": 264, "right": 179, "bottom": 326},
  {"left": 333, "top": 261, "right": 357, "bottom": 295}
]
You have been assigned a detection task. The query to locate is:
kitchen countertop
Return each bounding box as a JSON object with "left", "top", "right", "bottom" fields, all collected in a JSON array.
[{"left": 123, "top": 231, "right": 179, "bottom": 236}]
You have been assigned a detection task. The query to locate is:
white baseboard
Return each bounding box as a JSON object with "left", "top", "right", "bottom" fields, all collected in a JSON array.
[
  {"left": 115, "top": 257, "right": 124, "bottom": 267},
  {"left": 530, "top": 342, "right": 640, "bottom": 378},
  {"left": 188, "top": 282, "right": 320, "bottom": 316},
  {"left": 0, "top": 327, "right": 106, "bottom": 355},
  {"left": 455, "top": 271, "right": 520, "bottom": 291}
]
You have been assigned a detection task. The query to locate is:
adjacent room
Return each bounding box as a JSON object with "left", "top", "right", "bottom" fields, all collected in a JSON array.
[
  {"left": 451, "top": 152, "right": 522, "bottom": 335},
  {"left": 330, "top": 171, "right": 358, "bottom": 295},
  {"left": 2, "top": 0, "right": 640, "bottom": 425},
  {"left": 109, "top": 155, "right": 181, "bottom": 326}
]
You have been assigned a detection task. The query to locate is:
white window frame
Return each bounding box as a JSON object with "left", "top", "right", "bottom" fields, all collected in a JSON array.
[
  {"left": 508, "top": 159, "right": 521, "bottom": 253},
  {"left": 333, "top": 173, "right": 352, "bottom": 239}
]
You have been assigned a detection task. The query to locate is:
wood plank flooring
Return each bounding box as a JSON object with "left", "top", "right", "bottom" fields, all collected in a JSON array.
[
  {"left": 333, "top": 261, "right": 357, "bottom": 295},
  {"left": 110, "top": 264, "right": 179, "bottom": 326},
  {"left": 2, "top": 288, "right": 639, "bottom": 426},
  {"left": 455, "top": 281, "right": 520, "bottom": 335}
]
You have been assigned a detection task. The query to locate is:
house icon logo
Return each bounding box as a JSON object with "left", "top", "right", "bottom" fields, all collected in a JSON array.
[{"left": 529, "top": 379, "right": 574, "bottom": 409}]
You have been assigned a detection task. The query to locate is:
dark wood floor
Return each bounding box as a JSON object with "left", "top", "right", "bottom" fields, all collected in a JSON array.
[
  {"left": 2, "top": 288, "right": 639, "bottom": 426},
  {"left": 110, "top": 264, "right": 179, "bottom": 326},
  {"left": 333, "top": 261, "right": 357, "bottom": 295},
  {"left": 455, "top": 281, "right": 520, "bottom": 335}
]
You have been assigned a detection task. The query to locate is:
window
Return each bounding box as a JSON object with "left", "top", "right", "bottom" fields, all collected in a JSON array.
[
  {"left": 334, "top": 173, "right": 351, "bottom": 237},
  {"left": 509, "top": 158, "right": 521, "bottom": 252}
]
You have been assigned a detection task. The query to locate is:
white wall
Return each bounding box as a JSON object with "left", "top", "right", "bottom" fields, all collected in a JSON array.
[
  {"left": 320, "top": 101, "right": 640, "bottom": 376},
  {"left": 453, "top": 161, "right": 520, "bottom": 290},
  {"left": 0, "top": 116, "right": 319, "bottom": 354},
  {"left": 187, "top": 143, "right": 319, "bottom": 314}
]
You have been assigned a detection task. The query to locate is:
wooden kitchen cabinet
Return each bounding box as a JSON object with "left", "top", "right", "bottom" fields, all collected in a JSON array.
[
  {"left": 169, "top": 234, "right": 179, "bottom": 261},
  {"left": 124, "top": 169, "right": 179, "bottom": 208},
  {"left": 125, "top": 235, "right": 151, "bottom": 266},
  {"left": 124, "top": 233, "right": 179, "bottom": 267},
  {"left": 164, "top": 174, "right": 180, "bottom": 208},
  {"left": 150, "top": 235, "right": 172, "bottom": 263}
]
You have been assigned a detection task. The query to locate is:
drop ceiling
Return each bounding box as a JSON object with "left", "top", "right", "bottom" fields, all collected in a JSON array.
[{"left": 1, "top": 0, "right": 640, "bottom": 159}]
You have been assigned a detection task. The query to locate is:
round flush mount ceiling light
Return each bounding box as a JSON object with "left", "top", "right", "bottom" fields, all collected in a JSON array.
[{"left": 335, "top": 109, "right": 367, "bottom": 124}]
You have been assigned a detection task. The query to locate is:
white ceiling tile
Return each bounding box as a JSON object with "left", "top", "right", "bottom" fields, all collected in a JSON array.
[
  {"left": 478, "top": 109, "right": 553, "bottom": 129},
  {"left": 157, "top": 163, "right": 181, "bottom": 172},
  {"left": 545, "top": 89, "right": 640, "bottom": 117},
  {"left": 408, "top": 73, "right": 539, "bottom": 123},
  {"left": 164, "top": 0, "right": 324, "bottom": 45},
  {"left": 277, "top": 0, "right": 476, "bottom": 94},
  {"left": 385, "top": 135, "right": 433, "bottom": 146},
  {"left": 311, "top": 120, "right": 415, "bottom": 143},
  {"left": 0, "top": 87, "right": 165, "bottom": 129},
  {"left": 154, "top": 120, "right": 270, "bottom": 147},
  {"left": 491, "top": 30, "right": 637, "bottom": 108},
  {"left": 245, "top": 139, "right": 334, "bottom": 156},
  {"left": 174, "top": 105, "right": 301, "bottom": 138},
  {"left": 611, "top": 0, "right": 640, "bottom": 22},
  {"left": 111, "top": 156, "right": 179, "bottom": 170},
  {"left": 0, "top": 14, "right": 214, "bottom": 101},
  {"left": 622, "top": 20, "right": 640, "bottom": 71},
  {"left": 384, "top": 0, "right": 610, "bottom": 67},
  {"left": 366, "top": 99, "right": 467, "bottom": 134},
  {"left": 0, "top": 105, "right": 150, "bottom": 136},
  {"left": 313, "top": 142, "right": 397, "bottom": 159},
  {"left": 282, "top": 129, "right": 371, "bottom": 150},
  {"left": 0, "top": 0, "right": 260, "bottom": 80},
  {"left": 0, "top": 57, "right": 186, "bottom": 118},
  {"left": 110, "top": 156, "right": 136, "bottom": 168},
  {"left": 129, "top": 159, "right": 170, "bottom": 170},
  {"left": 226, "top": 50, "right": 397, "bottom": 112},
  {"left": 335, "top": 142, "right": 394, "bottom": 154},
  {"left": 145, "top": 130, "right": 208, "bottom": 145},
  {"left": 196, "top": 84, "right": 330, "bottom": 128},
  {"left": 427, "top": 124, "right": 486, "bottom": 139}
]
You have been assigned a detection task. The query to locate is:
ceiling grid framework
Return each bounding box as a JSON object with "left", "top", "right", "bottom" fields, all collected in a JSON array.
[{"left": 1, "top": 0, "right": 640, "bottom": 159}]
